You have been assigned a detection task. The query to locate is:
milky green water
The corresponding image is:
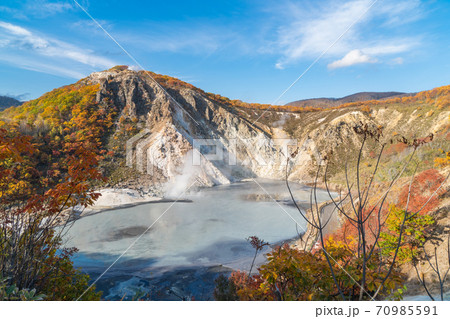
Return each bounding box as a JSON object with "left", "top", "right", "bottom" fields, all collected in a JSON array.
[{"left": 63, "top": 179, "right": 333, "bottom": 299}]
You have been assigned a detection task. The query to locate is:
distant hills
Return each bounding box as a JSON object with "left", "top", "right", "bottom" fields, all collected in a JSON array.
[
  {"left": 286, "top": 92, "right": 411, "bottom": 109},
  {"left": 1, "top": 66, "right": 449, "bottom": 190},
  {"left": 0, "top": 95, "right": 23, "bottom": 111}
]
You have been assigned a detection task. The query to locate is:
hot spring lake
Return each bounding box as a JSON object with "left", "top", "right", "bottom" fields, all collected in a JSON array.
[{"left": 62, "top": 180, "right": 333, "bottom": 300}]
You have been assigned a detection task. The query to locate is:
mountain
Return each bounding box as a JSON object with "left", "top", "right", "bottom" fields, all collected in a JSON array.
[
  {"left": 86, "top": 68, "right": 285, "bottom": 188},
  {"left": 1, "top": 67, "right": 448, "bottom": 193},
  {"left": 286, "top": 92, "right": 409, "bottom": 109},
  {"left": 0, "top": 95, "right": 22, "bottom": 110}
]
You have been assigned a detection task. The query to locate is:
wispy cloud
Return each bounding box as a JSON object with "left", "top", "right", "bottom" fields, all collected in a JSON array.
[
  {"left": 0, "top": 6, "right": 28, "bottom": 20},
  {"left": 0, "top": 21, "right": 117, "bottom": 78},
  {"left": 12, "top": 57, "right": 87, "bottom": 78},
  {"left": 272, "top": 0, "right": 424, "bottom": 69},
  {"left": 0, "top": 0, "right": 429, "bottom": 81},
  {"left": 0, "top": 1, "right": 75, "bottom": 19},
  {"left": 27, "top": 0, "right": 74, "bottom": 16},
  {"left": 391, "top": 57, "right": 404, "bottom": 65},
  {"left": 108, "top": 20, "right": 246, "bottom": 56},
  {"left": 70, "top": 14, "right": 253, "bottom": 58},
  {"left": 0, "top": 92, "right": 30, "bottom": 101},
  {"left": 121, "top": 28, "right": 222, "bottom": 54}
]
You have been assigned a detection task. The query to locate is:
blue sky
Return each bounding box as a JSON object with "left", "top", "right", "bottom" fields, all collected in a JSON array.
[{"left": 0, "top": 0, "right": 450, "bottom": 104}]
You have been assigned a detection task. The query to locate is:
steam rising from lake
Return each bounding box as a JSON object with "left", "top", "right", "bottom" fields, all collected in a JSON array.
[{"left": 63, "top": 180, "right": 333, "bottom": 300}]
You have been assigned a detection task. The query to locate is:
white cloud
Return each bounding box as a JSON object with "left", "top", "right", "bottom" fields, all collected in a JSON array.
[
  {"left": 0, "top": 1, "right": 74, "bottom": 19},
  {"left": 0, "top": 5, "right": 28, "bottom": 20},
  {"left": 0, "top": 22, "right": 32, "bottom": 36},
  {"left": 392, "top": 57, "right": 404, "bottom": 65},
  {"left": 363, "top": 42, "right": 418, "bottom": 56},
  {"left": 328, "top": 49, "right": 377, "bottom": 69},
  {"left": 275, "top": 62, "right": 285, "bottom": 70},
  {"left": 276, "top": 0, "right": 369, "bottom": 63},
  {"left": 128, "top": 65, "right": 142, "bottom": 71},
  {"left": 71, "top": 19, "right": 113, "bottom": 33},
  {"left": 273, "top": 0, "right": 424, "bottom": 69},
  {"left": 69, "top": 18, "right": 234, "bottom": 58},
  {"left": 118, "top": 22, "right": 231, "bottom": 55},
  {"left": 0, "top": 21, "right": 117, "bottom": 78},
  {"left": 1, "top": 92, "right": 30, "bottom": 101},
  {"left": 375, "top": 0, "right": 423, "bottom": 27},
  {"left": 33, "top": 1, "right": 73, "bottom": 15},
  {"left": 0, "top": 54, "right": 87, "bottom": 78}
]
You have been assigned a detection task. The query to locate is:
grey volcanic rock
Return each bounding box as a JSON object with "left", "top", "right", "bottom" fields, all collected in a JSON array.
[
  {"left": 86, "top": 70, "right": 291, "bottom": 187},
  {"left": 82, "top": 69, "right": 448, "bottom": 189}
]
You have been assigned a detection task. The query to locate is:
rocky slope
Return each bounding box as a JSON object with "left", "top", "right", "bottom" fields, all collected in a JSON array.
[
  {"left": 84, "top": 68, "right": 299, "bottom": 190},
  {"left": 2, "top": 67, "right": 449, "bottom": 192},
  {"left": 1, "top": 66, "right": 448, "bottom": 299}
]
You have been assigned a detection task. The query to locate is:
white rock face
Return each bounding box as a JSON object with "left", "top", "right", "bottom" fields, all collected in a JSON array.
[
  {"left": 85, "top": 69, "right": 449, "bottom": 189},
  {"left": 88, "top": 70, "right": 298, "bottom": 187},
  {"left": 89, "top": 188, "right": 161, "bottom": 209}
]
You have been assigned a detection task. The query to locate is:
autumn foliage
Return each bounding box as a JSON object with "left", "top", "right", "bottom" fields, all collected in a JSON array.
[
  {"left": 328, "top": 170, "right": 445, "bottom": 260},
  {"left": 219, "top": 240, "right": 404, "bottom": 301},
  {"left": 397, "top": 169, "right": 446, "bottom": 213},
  {"left": 203, "top": 84, "right": 450, "bottom": 114},
  {"left": 0, "top": 82, "right": 113, "bottom": 300},
  {"left": 0, "top": 126, "right": 103, "bottom": 300},
  {"left": 379, "top": 205, "right": 434, "bottom": 264},
  {"left": 434, "top": 150, "right": 450, "bottom": 167}
]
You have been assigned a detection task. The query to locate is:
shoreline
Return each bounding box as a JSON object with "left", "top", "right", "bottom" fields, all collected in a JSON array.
[
  {"left": 64, "top": 184, "right": 440, "bottom": 300},
  {"left": 77, "top": 198, "right": 193, "bottom": 219},
  {"left": 71, "top": 185, "right": 342, "bottom": 242},
  {"left": 290, "top": 199, "right": 342, "bottom": 251},
  {"left": 75, "top": 181, "right": 335, "bottom": 220},
  {"left": 64, "top": 188, "right": 193, "bottom": 222}
]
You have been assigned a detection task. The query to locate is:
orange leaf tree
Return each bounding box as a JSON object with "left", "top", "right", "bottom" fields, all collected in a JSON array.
[{"left": 0, "top": 112, "right": 106, "bottom": 299}]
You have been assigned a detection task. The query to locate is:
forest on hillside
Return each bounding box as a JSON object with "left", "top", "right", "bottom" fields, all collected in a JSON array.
[{"left": 0, "top": 72, "right": 449, "bottom": 300}]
